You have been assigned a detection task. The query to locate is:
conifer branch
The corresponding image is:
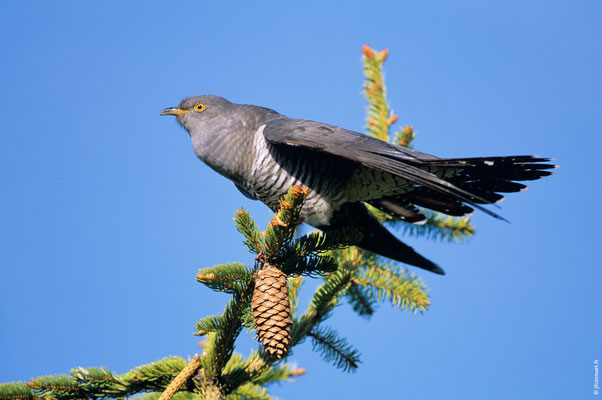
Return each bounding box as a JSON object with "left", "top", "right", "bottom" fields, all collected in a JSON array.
[
  {"left": 291, "top": 229, "right": 363, "bottom": 256},
  {"left": 361, "top": 44, "right": 474, "bottom": 243},
  {"left": 262, "top": 186, "right": 308, "bottom": 261},
  {"left": 199, "top": 282, "right": 254, "bottom": 378},
  {"left": 219, "top": 351, "right": 304, "bottom": 394},
  {"left": 124, "top": 357, "right": 196, "bottom": 394},
  {"left": 307, "top": 269, "right": 354, "bottom": 322},
  {"left": 137, "top": 392, "right": 203, "bottom": 400},
  {"left": 240, "top": 307, "right": 255, "bottom": 330},
  {"left": 277, "top": 229, "right": 362, "bottom": 277},
  {"left": 332, "top": 246, "right": 366, "bottom": 271},
  {"left": 219, "top": 352, "right": 269, "bottom": 394},
  {"left": 333, "top": 243, "right": 429, "bottom": 315},
  {"left": 308, "top": 326, "right": 361, "bottom": 373},
  {"left": 280, "top": 253, "right": 337, "bottom": 276},
  {"left": 26, "top": 374, "right": 84, "bottom": 399},
  {"left": 0, "top": 357, "right": 196, "bottom": 400},
  {"left": 353, "top": 262, "right": 430, "bottom": 313},
  {"left": 287, "top": 276, "right": 303, "bottom": 318},
  {"left": 250, "top": 363, "right": 305, "bottom": 387},
  {"left": 401, "top": 209, "right": 475, "bottom": 243},
  {"left": 344, "top": 282, "right": 377, "bottom": 316},
  {"left": 194, "top": 315, "right": 227, "bottom": 337},
  {"left": 362, "top": 45, "right": 395, "bottom": 142},
  {"left": 0, "top": 382, "right": 38, "bottom": 400},
  {"left": 234, "top": 210, "right": 264, "bottom": 255},
  {"left": 362, "top": 44, "right": 415, "bottom": 149},
  {"left": 157, "top": 356, "right": 201, "bottom": 400},
  {"left": 394, "top": 125, "right": 416, "bottom": 148},
  {"left": 228, "top": 383, "right": 270, "bottom": 400},
  {"left": 196, "top": 263, "right": 253, "bottom": 294},
  {"left": 290, "top": 269, "right": 355, "bottom": 346}
]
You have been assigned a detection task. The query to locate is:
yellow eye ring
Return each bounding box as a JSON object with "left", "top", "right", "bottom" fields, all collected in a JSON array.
[{"left": 193, "top": 102, "right": 207, "bottom": 112}]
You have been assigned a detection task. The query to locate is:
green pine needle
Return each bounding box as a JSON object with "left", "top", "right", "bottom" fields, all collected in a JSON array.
[
  {"left": 1, "top": 357, "right": 191, "bottom": 400},
  {"left": 280, "top": 253, "right": 337, "bottom": 276},
  {"left": 241, "top": 306, "right": 256, "bottom": 330},
  {"left": 199, "top": 285, "right": 253, "bottom": 376},
  {"left": 288, "top": 276, "right": 303, "bottom": 319},
  {"left": 234, "top": 210, "right": 264, "bottom": 255},
  {"left": 344, "top": 282, "right": 377, "bottom": 317},
  {"left": 291, "top": 229, "right": 362, "bottom": 256},
  {"left": 229, "top": 383, "right": 271, "bottom": 400},
  {"left": 307, "top": 269, "right": 354, "bottom": 321},
  {"left": 135, "top": 392, "right": 202, "bottom": 400},
  {"left": 290, "top": 269, "right": 354, "bottom": 347},
  {"left": 220, "top": 350, "right": 303, "bottom": 394},
  {"left": 123, "top": 357, "right": 188, "bottom": 389},
  {"left": 262, "top": 186, "right": 308, "bottom": 261},
  {"left": 401, "top": 209, "right": 475, "bottom": 243},
  {"left": 221, "top": 354, "right": 267, "bottom": 393},
  {"left": 250, "top": 362, "right": 301, "bottom": 386},
  {"left": 26, "top": 375, "right": 83, "bottom": 399},
  {"left": 362, "top": 45, "right": 397, "bottom": 143},
  {"left": 194, "top": 314, "right": 227, "bottom": 336},
  {"left": 196, "top": 263, "right": 253, "bottom": 294},
  {"left": 353, "top": 262, "right": 430, "bottom": 313},
  {"left": 0, "top": 382, "right": 36, "bottom": 400},
  {"left": 393, "top": 125, "right": 416, "bottom": 148},
  {"left": 309, "top": 326, "right": 361, "bottom": 373}
]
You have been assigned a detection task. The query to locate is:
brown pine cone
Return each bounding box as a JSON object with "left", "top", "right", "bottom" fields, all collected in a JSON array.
[{"left": 251, "top": 263, "right": 293, "bottom": 359}]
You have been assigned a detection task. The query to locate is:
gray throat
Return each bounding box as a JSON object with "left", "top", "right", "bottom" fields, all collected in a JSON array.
[{"left": 191, "top": 104, "right": 282, "bottom": 187}]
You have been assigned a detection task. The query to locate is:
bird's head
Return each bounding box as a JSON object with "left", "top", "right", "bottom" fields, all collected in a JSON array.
[{"left": 160, "top": 95, "right": 235, "bottom": 138}]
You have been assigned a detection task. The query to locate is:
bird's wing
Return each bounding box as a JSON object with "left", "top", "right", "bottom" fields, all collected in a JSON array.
[
  {"left": 262, "top": 118, "right": 507, "bottom": 220},
  {"left": 235, "top": 183, "right": 258, "bottom": 200}
]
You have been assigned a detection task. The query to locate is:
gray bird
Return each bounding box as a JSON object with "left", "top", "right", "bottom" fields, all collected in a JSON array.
[{"left": 160, "top": 95, "right": 554, "bottom": 275}]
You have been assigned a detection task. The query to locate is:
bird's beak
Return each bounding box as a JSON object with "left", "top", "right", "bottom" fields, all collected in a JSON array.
[{"left": 160, "top": 107, "right": 190, "bottom": 117}]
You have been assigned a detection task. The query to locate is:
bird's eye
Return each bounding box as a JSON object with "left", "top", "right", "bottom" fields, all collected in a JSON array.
[{"left": 193, "top": 102, "right": 207, "bottom": 112}]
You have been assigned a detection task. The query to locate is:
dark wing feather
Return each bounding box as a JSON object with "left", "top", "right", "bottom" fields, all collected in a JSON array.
[
  {"left": 368, "top": 197, "right": 427, "bottom": 223},
  {"left": 262, "top": 118, "right": 507, "bottom": 220},
  {"left": 235, "top": 183, "right": 258, "bottom": 200},
  {"left": 403, "top": 190, "right": 475, "bottom": 216}
]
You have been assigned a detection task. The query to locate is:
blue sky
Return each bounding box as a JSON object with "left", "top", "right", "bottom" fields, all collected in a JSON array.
[{"left": 1, "top": 1, "right": 600, "bottom": 399}]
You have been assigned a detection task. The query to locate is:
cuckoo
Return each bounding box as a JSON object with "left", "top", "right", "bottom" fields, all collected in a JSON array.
[{"left": 160, "top": 95, "right": 555, "bottom": 275}]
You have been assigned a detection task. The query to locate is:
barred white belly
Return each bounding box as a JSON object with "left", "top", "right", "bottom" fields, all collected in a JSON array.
[{"left": 249, "top": 124, "right": 339, "bottom": 226}]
